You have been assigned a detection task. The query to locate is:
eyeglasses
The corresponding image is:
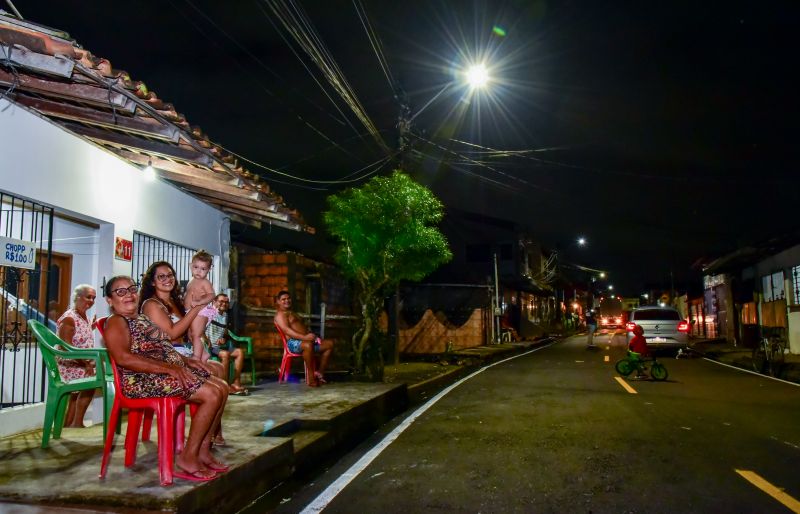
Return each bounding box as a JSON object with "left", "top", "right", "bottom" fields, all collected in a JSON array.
[
  {"left": 111, "top": 285, "right": 138, "bottom": 297},
  {"left": 156, "top": 272, "right": 175, "bottom": 282}
]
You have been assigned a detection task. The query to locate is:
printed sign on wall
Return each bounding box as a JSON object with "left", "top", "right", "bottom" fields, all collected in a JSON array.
[
  {"left": 115, "top": 237, "right": 133, "bottom": 262},
  {"left": 0, "top": 236, "right": 37, "bottom": 270}
]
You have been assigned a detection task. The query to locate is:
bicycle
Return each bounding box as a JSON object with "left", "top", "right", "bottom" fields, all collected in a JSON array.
[
  {"left": 615, "top": 350, "right": 669, "bottom": 381},
  {"left": 751, "top": 329, "right": 786, "bottom": 377}
]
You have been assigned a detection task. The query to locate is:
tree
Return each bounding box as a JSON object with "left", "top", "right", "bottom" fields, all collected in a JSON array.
[{"left": 324, "top": 170, "right": 452, "bottom": 379}]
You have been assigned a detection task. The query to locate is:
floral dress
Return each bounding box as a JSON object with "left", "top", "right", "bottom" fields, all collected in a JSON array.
[
  {"left": 120, "top": 314, "right": 210, "bottom": 399},
  {"left": 56, "top": 309, "right": 95, "bottom": 382}
]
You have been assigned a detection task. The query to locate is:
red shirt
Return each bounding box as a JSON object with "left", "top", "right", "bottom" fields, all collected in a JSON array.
[{"left": 628, "top": 334, "right": 649, "bottom": 355}]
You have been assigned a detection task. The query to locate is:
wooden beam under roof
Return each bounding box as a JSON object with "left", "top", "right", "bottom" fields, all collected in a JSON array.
[
  {"left": 0, "top": 43, "right": 74, "bottom": 78},
  {"left": 62, "top": 121, "right": 215, "bottom": 167},
  {"left": 174, "top": 183, "right": 276, "bottom": 211},
  {"left": 156, "top": 168, "right": 261, "bottom": 200},
  {"left": 224, "top": 211, "right": 261, "bottom": 228},
  {"left": 14, "top": 95, "right": 180, "bottom": 143},
  {"left": 200, "top": 197, "right": 290, "bottom": 222},
  {"left": 0, "top": 68, "right": 136, "bottom": 113},
  {"left": 112, "top": 148, "right": 241, "bottom": 187}
]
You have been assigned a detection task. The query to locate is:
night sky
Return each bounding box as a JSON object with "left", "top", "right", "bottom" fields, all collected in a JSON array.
[{"left": 20, "top": 1, "right": 798, "bottom": 294}]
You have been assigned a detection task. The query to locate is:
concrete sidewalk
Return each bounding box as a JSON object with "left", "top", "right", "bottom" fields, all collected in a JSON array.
[{"left": 0, "top": 339, "right": 548, "bottom": 514}]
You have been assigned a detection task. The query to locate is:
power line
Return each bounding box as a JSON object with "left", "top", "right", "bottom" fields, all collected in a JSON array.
[{"left": 260, "top": 0, "right": 390, "bottom": 153}]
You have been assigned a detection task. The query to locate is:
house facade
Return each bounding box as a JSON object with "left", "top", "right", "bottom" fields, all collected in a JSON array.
[
  {"left": 702, "top": 233, "right": 800, "bottom": 353},
  {"left": 0, "top": 13, "right": 308, "bottom": 436}
]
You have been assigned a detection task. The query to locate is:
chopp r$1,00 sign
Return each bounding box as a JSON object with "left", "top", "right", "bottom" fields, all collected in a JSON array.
[{"left": 0, "top": 236, "right": 37, "bottom": 270}]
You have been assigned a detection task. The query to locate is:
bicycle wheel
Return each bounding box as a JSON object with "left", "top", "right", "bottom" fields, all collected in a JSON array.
[
  {"left": 752, "top": 345, "right": 767, "bottom": 373},
  {"left": 650, "top": 362, "right": 668, "bottom": 381},
  {"left": 615, "top": 359, "right": 633, "bottom": 376}
]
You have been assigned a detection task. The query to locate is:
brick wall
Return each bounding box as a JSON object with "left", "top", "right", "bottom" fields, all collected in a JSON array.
[{"left": 235, "top": 248, "right": 355, "bottom": 373}]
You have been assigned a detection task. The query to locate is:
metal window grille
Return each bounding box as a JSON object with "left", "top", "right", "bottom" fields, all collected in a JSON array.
[
  {"left": 1, "top": 191, "right": 53, "bottom": 410},
  {"left": 131, "top": 233, "right": 214, "bottom": 292},
  {"left": 792, "top": 265, "right": 800, "bottom": 305}
]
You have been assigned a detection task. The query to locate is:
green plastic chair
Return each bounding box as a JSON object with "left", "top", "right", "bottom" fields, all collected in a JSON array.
[
  {"left": 228, "top": 330, "right": 257, "bottom": 386},
  {"left": 27, "top": 319, "right": 114, "bottom": 448}
]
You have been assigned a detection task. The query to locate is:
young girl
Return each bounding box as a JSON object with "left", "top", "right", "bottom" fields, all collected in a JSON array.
[{"left": 185, "top": 250, "right": 217, "bottom": 361}]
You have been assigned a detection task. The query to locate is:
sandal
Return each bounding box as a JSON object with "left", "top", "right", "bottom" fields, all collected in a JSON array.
[
  {"left": 230, "top": 385, "right": 249, "bottom": 396},
  {"left": 174, "top": 466, "right": 217, "bottom": 482},
  {"left": 314, "top": 372, "right": 327, "bottom": 385}
]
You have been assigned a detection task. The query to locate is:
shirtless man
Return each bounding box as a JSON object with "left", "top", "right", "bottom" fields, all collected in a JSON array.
[{"left": 273, "top": 290, "right": 334, "bottom": 386}]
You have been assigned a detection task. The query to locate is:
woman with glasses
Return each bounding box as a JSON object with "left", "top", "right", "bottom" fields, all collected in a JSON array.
[
  {"left": 102, "top": 275, "right": 229, "bottom": 481},
  {"left": 138, "top": 260, "right": 229, "bottom": 445},
  {"left": 56, "top": 284, "right": 98, "bottom": 428}
]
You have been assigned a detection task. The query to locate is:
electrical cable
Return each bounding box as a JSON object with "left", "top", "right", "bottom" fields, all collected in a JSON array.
[
  {"left": 351, "top": 0, "right": 395, "bottom": 93},
  {"left": 260, "top": 0, "right": 390, "bottom": 153},
  {"left": 167, "top": 0, "right": 363, "bottom": 164}
]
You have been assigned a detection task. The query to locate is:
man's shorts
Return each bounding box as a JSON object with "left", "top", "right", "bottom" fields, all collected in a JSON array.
[
  {"left": 287, "top": 337, "right": 321, "bottom": 354},
  {"left": 209, "top": 342, "right": 233, "bottom": 358}
]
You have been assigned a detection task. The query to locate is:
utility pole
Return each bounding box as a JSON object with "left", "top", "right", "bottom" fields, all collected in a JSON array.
[{"left": 493, "top": 253, "right": 501, "bottom": 343}]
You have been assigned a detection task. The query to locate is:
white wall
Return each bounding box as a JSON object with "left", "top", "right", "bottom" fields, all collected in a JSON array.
[
  {"left": 0, "top": 99, "right": 227, "bottom": 264},
  {"left": 0, "top": 99, "right": 231, "bottom": 434}
]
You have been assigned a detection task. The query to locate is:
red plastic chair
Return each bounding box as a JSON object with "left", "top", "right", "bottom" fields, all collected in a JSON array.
[
  {"left": 97, "top": 316, "right": 194, "bottom": 486},
  {"left": 275, "top": 323, "right": 316, "bottom": 385}
]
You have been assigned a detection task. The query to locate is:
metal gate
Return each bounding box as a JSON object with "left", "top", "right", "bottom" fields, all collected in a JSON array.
[
  {"left": 1, "top": 191, "right": 53, "bottom": 410},
  {"left": 132, "top": 232, "right": 211, "bottom": 291}
]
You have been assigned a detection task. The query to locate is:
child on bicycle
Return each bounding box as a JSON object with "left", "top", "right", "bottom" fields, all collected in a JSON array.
[{"left": 628, "top": 324, "right": 649, "bottom": 378}]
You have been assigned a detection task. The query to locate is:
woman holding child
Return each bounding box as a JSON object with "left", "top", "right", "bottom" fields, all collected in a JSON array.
[
  {"left": 139, "top": 259, "right": 229, "bottom": 445},
  {"left": 102, "top": 275, "right": 228, "bottom": 481}
]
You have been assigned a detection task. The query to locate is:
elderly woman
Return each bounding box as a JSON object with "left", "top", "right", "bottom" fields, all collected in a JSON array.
[
  {"left": 139, "top": 260, "right": 229, "bottom": 445},
  {"left": 56, "top": 284, "right": 97, "bottom": 428},
  {"left": 102, "top": 275, "right": 228, "bottom": 481}
]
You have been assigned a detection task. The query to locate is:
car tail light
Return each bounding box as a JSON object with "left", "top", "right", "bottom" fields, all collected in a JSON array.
[
  {"left": 625, "top": 322, "right": 636, "bottom": 332},
  {"left": 678, "top": 321, "right": 690, "bottom": 332}
]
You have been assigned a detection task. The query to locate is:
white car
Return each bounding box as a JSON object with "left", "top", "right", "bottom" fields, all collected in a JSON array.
[{"left": 626, "top": 306, "right": 689, "bottom": 350}]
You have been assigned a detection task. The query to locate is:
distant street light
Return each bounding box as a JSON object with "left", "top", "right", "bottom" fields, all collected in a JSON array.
[
  {"left": 608, "top": 285, "right": 614, "bottom": 291},
  {"left": 577, "top": 237, "right": 586, "bottom": 247},
  {"left": 465, "top": 63, "right": 490, "bottom": 89},
  {"left": 599, "top": 272, "right": 606, "bottom": 279}
]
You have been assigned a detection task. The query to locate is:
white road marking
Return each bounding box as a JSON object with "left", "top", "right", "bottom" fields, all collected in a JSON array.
[
  {"left": 702, "top": 358, "right": 800, "bottom": 387},
  {"left": 299, "top": 340, "right": 559, "bottom": 513}
]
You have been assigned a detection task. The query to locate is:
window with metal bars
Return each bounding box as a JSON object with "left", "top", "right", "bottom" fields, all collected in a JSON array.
[
  {"left": 131, "top": 233, "right": 215, "bottom": 293},
  {"left": 792, "top": 265, "right": 800, "bottom": 305}
]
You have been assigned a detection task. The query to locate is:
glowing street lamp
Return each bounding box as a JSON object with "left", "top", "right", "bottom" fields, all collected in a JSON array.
[
  {"left": 608, "top": 285, "right": 614, "bottom": 291},
  {"left": 465, "top": 63, "right": 490, "bottom": 89},
  {"left": 577, "top": 237, "right": 587, "bottom": 247}
]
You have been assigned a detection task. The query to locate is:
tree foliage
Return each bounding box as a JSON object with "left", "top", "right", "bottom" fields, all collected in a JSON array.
[{"left": 324, "top": 170, "right": 452, "bottom": 378}]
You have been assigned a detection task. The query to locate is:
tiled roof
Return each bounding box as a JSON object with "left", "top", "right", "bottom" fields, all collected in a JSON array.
[{"left": 0, "top": 13, "right": 312, "bottom": 233}]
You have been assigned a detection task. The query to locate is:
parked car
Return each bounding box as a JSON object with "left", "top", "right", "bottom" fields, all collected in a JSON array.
[{"left": 625, "top": 306, "right": 689, "bottom": 350}]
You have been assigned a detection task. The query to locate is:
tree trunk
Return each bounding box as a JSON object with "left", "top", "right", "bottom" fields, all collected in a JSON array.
[{"left": 351, "top": 288, "right": 383, "bottom": 380}]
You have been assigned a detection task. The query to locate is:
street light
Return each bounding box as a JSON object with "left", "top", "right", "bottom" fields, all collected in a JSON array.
[
  {"left": 599, "top": 272, "right": 606, "bottom": 279},
  {"left": 608, "top": 285, "right": 614, "bottom": 291},
  {"left": 465, "top": 63, "right": 490, "bottom": 89},
  {"left": 577, "top": 237, "right": 586, "bottom": 247}
]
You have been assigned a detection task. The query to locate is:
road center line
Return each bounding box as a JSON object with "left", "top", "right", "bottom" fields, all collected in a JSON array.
[
  {"left": 614, "top": 376, "right": 637, "bottom": 394},
  {"left": 735, "top": 469, "right": 800, "bottom": 513},
  {"left": 299, "top": 340, "right": 559, "bottom": 513}
]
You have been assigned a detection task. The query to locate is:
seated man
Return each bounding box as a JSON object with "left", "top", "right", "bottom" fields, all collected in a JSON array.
[
  {"left": 273, "top": 290, "right": 334, "bottom": 386},
  {"left": 205, "top": 293, "right": 248, "bottom": 395}
]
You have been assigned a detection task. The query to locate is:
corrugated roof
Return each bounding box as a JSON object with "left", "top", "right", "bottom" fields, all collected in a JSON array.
[{"left": 0, "top": 12, "right": 312, "bottom": 233}]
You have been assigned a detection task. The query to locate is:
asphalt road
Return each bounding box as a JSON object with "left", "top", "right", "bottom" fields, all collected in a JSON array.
[{"left": 262, "top": 333, "right": 800, "bottom": 513}]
